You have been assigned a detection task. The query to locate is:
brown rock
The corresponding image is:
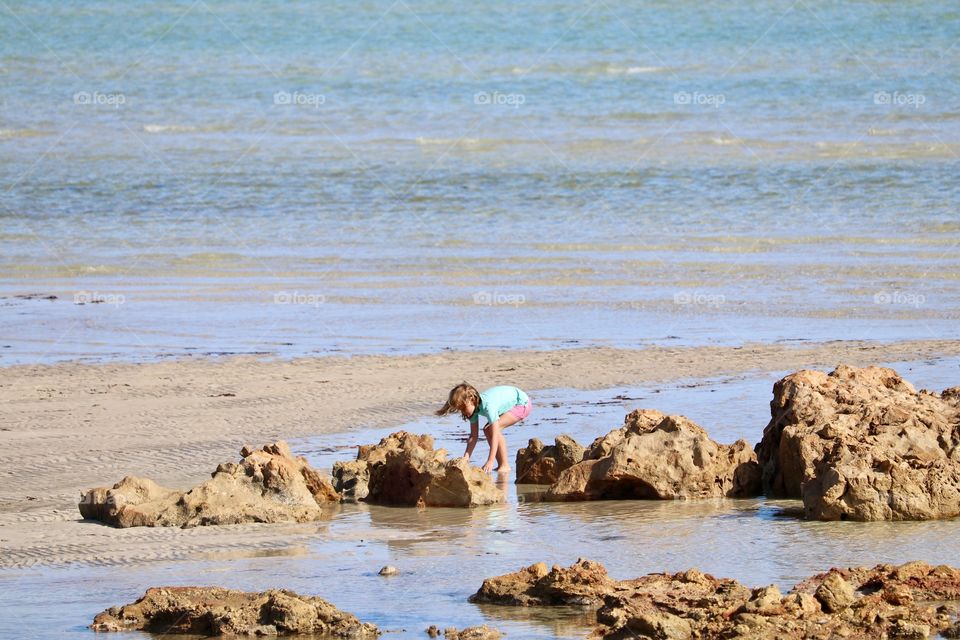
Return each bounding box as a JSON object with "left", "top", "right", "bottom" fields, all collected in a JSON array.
[
  {"left": 515, "top": 435, "right": 585, "bottom": 484},
  {"left": 332, "top": 431, "right": 504, "bottom": 507},
  {"left": 891, "top": 620, "right": 931, "bottom": 639},
  {"left": 814, "top": 572, "right": 855, "bottom": 612},
  {"left": 470, "top": 558, "right": 616, "bottom": 606},
  {"left": 442, "top": 624, "right": 503, "bottom": 639},
  {"left": 755, "top": 365, "right": 960, "bottom": 521},
  {"left": 792, "top": 561, "right": 960, "bottom": 604},
  {"left": 90, "top": 586, "right": 379, "bottom": 636},
  {"left": 544, "top": 409, "right": 761, "bottom": 501},
  {"left": 739, "top": 585, "right": 785, "bottom": 616},
  {"left": 78, "top": 441, "right": 339, "bottom": 528},
  {"left": 595, "top": 568, "right": 752, "bottom": 640},
  {"left": 331, "top": 459, "right": 370, "bottom": 502},
  {"left": 477, "top": 560, "right": 960, "bottom": 640}
]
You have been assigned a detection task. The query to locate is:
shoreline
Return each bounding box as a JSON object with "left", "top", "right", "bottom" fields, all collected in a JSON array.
[{"left": 2, "top": 338, "right": 960, "bottom": 570}]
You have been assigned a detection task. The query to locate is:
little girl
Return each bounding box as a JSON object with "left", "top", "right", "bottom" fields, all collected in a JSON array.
[{"left": 436, "top": 383, "right": 532, "bottom": 473}]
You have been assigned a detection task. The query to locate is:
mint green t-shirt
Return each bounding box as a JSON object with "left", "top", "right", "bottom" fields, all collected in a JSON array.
[{"left": 470, "top": 385, "right": 530, "bottom": 425}]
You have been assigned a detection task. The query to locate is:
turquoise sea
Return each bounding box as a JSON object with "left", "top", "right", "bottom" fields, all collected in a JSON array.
[{"left": 1, "top": 0, "right": 958, "bottom": 360}]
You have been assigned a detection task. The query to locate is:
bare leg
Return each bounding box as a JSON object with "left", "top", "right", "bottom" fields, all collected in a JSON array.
[
  {"left": 483, "top": 413, "right": 521, "bottom": 472},
  {"left": 493, "top": 412, "right": 519, "bottom": 472},
  {"left": 482, "top": 424, "right": 500, "bottom": 472},
  {"left": 495, "top": 430, "right": 509, "bottom": 472}
]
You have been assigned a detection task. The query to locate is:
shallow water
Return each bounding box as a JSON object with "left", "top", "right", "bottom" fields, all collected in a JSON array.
[
  {"left": 2, "top": 0, "right": 959, "bottom": 363},
  {"left": 1, "top": 358, "right": 957, "bottom": 638}
]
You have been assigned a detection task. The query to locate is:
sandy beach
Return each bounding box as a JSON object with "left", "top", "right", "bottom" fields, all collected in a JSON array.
[{"left": 2, "top": 338, "right": 959, "bottom": 572}]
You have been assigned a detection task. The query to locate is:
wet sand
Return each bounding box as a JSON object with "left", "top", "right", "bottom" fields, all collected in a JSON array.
[{"left": 1, "top": 338, "right": 959, "bottom": 572}]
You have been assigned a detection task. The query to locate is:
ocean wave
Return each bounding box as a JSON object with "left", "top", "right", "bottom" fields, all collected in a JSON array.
[
  {"left": 502, "top": 62, "right": 669, "bottom": 76},
  {"left": 710, "top": 136, "right": 743, "bottom": 146},
  {"left": 606, "top": 65, "right": 664, "bottom": 75},
  {"left": 919, "top": 221, "right": 960, "bottom": 234},
  {"left": 143, "top": 124, "right": 199, "bottom": 134},
  {"left": 172, "top": 252, "right": 248, "bottom": 266},
  {"left": 0, "top": 128, "right": 47, "bottom": 139},
  {"left": 680, "top": 134, "right": 783, "bottom": 149},
  {"left": 143, "top": 124, "right": 235, "bottom": 134},
  {"left": 814, "top": 141, "right": 958, "bottom": 159},
  {"left": 415, "top": 137, "right": 485, "bottom": 147}
]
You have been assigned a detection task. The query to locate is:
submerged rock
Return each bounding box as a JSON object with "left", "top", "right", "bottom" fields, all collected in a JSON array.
[
  {"left": 79, "top": 441, "right": 339, "bottom": 528},
  {"left": 332, "top": 431, "right": 504, "bottom": 507},
  {"left": 91, "top": 586, "right": 379, "bottom": 636},
  {"left": 544, "top": 409, "right": 761, "bottom": 501},
  {"left": 755, "top": 365, "right": 960, "bottom": 521},
  {"left": 515, "top": 435, "right": 585, "bottom": 484},
  {"left": 475, "top": 560, "right": 960, "bottom": 639}
]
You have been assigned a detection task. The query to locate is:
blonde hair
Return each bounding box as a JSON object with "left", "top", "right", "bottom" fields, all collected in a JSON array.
[{"left": 436, "top": 382, "right": 480, "bottom": 420}]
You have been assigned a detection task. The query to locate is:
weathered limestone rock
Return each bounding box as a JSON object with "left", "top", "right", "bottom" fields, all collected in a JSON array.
[
  {"left": 91, "top": 586, "right": 379, "bottom": 636},
  {"left": 814, "top": 571, "right": 855, "bottom": 613},
  {"left": 470, "top": 558, "right": 618, "bottom": 607},
  {"left": 595, "top": 568, "right": 752, "bottom": 640},
  {"left": 755, "top": 365, "right": 960, "bottom": 521},
  {"left": 515, "top": 435, "right": 585, "bottom": 484},
  {"left": 545, "top": 409, "right": 761, "bottom": 501},
  {"left": 79, "top": 441, "right": 339, "bottom": 528},
  {"left": 332, "top": 431, "right": 504, "bottom": 507},
  {"left": 441, "top": 625, "right": 503, "bottom": 640},
  {"left": 475, "top": 560, "right": 960, "bottom": 640}
]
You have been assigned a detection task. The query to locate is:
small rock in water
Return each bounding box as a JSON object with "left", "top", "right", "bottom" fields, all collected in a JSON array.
[
  {"left": 426, "top": 624, "right": 440, "bottom": 637},
  {"left": 443, "top": 625, "right": 502, "bottom": 640},
  {"left": 515, "top": 435, "right": 584, "bottom": 485},
  {"left": 379, "top": 565, "right": 399, "bottom": 576}
]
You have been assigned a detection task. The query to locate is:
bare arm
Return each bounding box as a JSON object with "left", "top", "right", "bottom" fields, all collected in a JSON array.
[{"left": 463, "top": 420, "right": 480, "bottom": 459}]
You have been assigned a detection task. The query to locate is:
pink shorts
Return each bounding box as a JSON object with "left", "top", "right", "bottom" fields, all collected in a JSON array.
[{"left": 508, "top": 401, "right": 532, "bottom": 421}]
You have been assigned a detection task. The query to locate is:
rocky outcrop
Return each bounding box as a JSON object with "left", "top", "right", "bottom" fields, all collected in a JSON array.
[
  {"left": 756, "top": 365, "right": 960, "bottom": 521},
  {"left": 429, "top": 625, "right": 502, "bottom": 640},
  {"left": 79, "top": 441, "right": 339, "bottom": 528},
  {"left": 474, "top": 560, "right": 960, "bottom": 640},
  {"left": 91, "top": 586, "right": 379, "bottom": 636},
  {"left": 515, "top": 435, "right": 585, "bottom": 484},
  {"left": 595, "top": 568, "right": 752, "bottom": 640},
  {"left": 544, "top": 409, "right": 761, "bottom": 501},
  {"left": 331, "top": 431, "right": 504, "bottom": 507},
  {"left": 470, "top": 558, "right": 618, "bottom": 607}
]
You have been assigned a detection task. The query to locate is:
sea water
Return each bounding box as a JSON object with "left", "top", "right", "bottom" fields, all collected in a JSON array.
[{"left": 1, "top": 0, "right": 959, "bottom": 363}]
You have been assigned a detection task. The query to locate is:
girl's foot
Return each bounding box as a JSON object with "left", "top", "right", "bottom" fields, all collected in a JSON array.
[{"left": 495, "top": 465, "right": 511, "bottom": 473}]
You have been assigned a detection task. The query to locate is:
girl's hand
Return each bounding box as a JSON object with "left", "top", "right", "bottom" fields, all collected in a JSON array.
[{"left": 481, "top": 461, "right": 494, "bottom": 473}]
